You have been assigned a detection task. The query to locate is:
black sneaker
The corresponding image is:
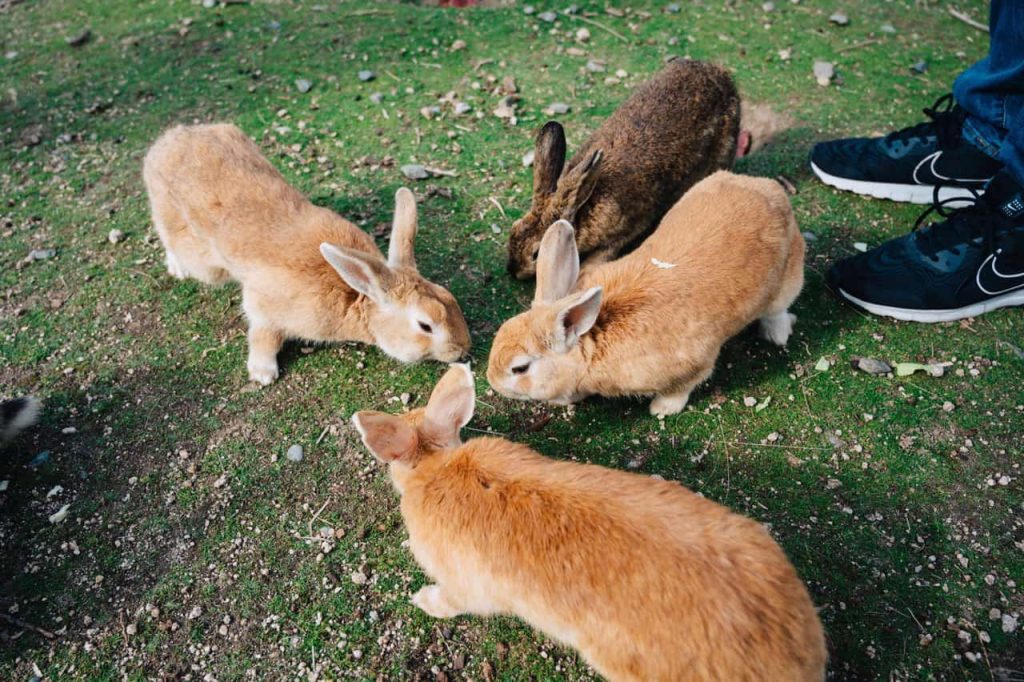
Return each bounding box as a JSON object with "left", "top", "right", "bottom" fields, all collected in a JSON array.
[
  {"left": 827, "top": 170, "right": 1024, "bottom": 322},
  {"left": 810, "top": 94, "right": 1003, "bottom": 206}
]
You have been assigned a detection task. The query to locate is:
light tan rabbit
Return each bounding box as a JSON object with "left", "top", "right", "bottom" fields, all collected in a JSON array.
[
  {"left": 143, "top": 124, "right": 470, "bottom": 384},
  {"left": 488, "top": 171, "right": 804, "bottom": 416},
  {"left": 352, "top": 364, "right": 827, "bottom": 682}
]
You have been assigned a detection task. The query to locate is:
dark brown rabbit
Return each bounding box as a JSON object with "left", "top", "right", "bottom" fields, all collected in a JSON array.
[{"left": 507, "top": 58, "right": 740, "bottom": 279}]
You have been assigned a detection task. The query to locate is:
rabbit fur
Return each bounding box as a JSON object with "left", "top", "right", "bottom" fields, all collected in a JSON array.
[
  {"left": 143, "top": 124, "right": 470, "bottom": 385},
  {"left": 506, "top": 57, "right": 740, "bottom": 279},
  {"left": 489, "top": 171, "right": 805, "bottom": 416},
  {"left": 352, "top": 364, "right": 827, "bottom": 682},
  {"left": 1, "top": 397, "right": 40, "bottom": 445}
]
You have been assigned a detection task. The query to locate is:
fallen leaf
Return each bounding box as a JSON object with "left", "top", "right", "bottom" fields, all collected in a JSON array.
[
  {"left": 49, "top": 504, "right": 70, "bottom": 524},
  {"left": 894, "top": 361, "right": 951, "bottom": 377}
]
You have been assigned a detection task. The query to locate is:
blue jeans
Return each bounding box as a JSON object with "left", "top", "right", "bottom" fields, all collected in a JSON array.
[{"left": 953, "top": 0, "right": 1024, "bottom": 186}]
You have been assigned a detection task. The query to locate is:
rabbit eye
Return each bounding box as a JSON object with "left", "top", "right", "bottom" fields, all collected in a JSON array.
[
  {"left": 511, "top": 362, "right": 530, "bottom": 375},
  {"left": 418, "top": 321, "right": 433, "bottom": 334},
  {"left": 530, "top": 246, "right": 540, "bottom": 261}
]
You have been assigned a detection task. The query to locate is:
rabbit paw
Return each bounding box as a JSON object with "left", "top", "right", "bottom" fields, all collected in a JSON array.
[
  {"left": 247, "top": 357, "right": 280, "bottom": 385},
  {"left": 650, "top": 392, "right": 690, "bottom": 417},
  {"left": 759, "top": 311, "right": 796, "bottom": 347},
  {"left": 165, "top": 251, "right": 188, "bottom": 280},
  {"left": 411, "top": 585, "right": 461, "bottom": 619}
]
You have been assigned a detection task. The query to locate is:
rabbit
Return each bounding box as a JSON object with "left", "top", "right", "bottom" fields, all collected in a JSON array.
[
  {"left": 143, "top": 124, "right": 471, "bottom": 385},
  {"left": 489, "top": 171, "right": 804, "bottom": 416},
  {"left": 1, "top": 396, "right": 40, "bottom": 445},
  {"left": 506, "top": 57, "right": 740, "bottom": 280},
  {"left": 352, "top": 364, "right": 827, "bottom": 682}
]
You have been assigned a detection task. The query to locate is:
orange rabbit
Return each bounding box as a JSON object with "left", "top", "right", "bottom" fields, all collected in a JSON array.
[
  {"left": 489, "top": 171, "right": 804, "bottom": 416},
  {"left": 353, "top": 364, "right": 827, "bottom": 682}
]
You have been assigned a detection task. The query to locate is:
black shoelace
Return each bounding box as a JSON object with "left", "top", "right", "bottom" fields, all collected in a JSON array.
[
  {"left": 913, "top": 185, "right": 1004, "bottom": 261},
  {"left": 885, "top": 93, "right": 966, "bottom": 150}
]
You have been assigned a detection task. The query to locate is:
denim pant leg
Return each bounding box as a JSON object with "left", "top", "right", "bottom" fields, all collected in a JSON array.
[{"left": 952, "top": 0, "right": 1024, "bottom": 186}]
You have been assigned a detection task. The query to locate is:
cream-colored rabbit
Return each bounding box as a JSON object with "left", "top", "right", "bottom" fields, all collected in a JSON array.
[
  {"left": 143, "top": 124, "right": 470, "bottom": 384},
  {"left": 488, "top": 171, "right": 804, "bottom": 416},
  {"left": 352, "top": 364, "right": 827, "bottom": 682}
]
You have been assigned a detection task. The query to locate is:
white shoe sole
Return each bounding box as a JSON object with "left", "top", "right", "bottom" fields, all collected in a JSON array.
[
  {"left": 837, "top": 287, "right": 1024, "bottom": 322},
  {"left": 810, "top": 162, "right": 980, "bottom": 207}
]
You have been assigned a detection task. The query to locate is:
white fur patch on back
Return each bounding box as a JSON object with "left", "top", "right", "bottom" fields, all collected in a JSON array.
[{"left": 651, "top": 257, "right": 677, "bottom": 269}]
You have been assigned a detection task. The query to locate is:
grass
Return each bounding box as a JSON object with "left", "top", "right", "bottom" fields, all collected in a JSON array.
[{"left": 1, "top": 0, "right": 1021, "bottom": 680}]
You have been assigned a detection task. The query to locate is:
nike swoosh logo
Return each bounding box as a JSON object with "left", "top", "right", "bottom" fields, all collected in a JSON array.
[
  {"left": 976, "top": 251, "right": 1024, "bottom": 295},
  {"left": 912, "top": 151, "right": 992, "bottom": 187}
]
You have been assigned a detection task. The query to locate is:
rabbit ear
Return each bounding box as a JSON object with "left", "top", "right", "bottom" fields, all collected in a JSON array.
[
  {"left": 422, "top": 363, "right": 475, "bottom": 448},
  {"left": 388, "top": 187, "right": 418, "bottom": 270},
  {"left": 534, "top": 220, "right": 579, "bottom": 304},
  {"left": 352, "top": 411, "right": 419, "bottom": 463},
  {"left": 321, "top": 243, "right": 391, "bottom": 304},
  {"left": 533, "top": 121, "right": 567, "bottom": 199},
  {"left": 552, "top": 286, "right": 603, "bottom": 352},
  {"left": 559, "top": 148, "right": 603, "bottom": 220}
]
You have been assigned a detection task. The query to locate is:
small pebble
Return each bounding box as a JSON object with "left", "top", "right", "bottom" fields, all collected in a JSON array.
[
  {"left": 108, "top": 229, "right": 125, "bottom": 244},
  {"left": 295, "top": 78, "right": 313, "bottom": 93},
  {"left": 523, "top": 5, "right": 535, "bottom": 15},
  {"left": 357, "top": 70, "right": 375, "bottom": 82},
  {"left": 586, "top": 59, "right": 606, "bottom": 73},
  {"left": 547, "top": 102, "right": 571, "bottom": 115},
  {"left": 351, "top": 571, "right": 368, "bottom": 585},
  {"left": 28, "top": 248, "right": 57, "bottom": 261},
  {"left": 401, "top": 164, "right": 429, "bottom": 180},
  {"left": 66, "top": 29, "right": 92, "bottom": 48},
  {"left": 451, "top": 39, "right": 467, "bottom": 51},
  {"left": 743, "top": 396, "right": 758, "bottom": 407},
  {"left": 880, "top": 23, "right": 896, "bottom": 33},
  {"left": 538, "top": 11, "right": 557, "bottom": 22},
  {"left": 202, "top": 0, "right": 217, "bottom": 7},
  {"left": 942, "top": 401, "right": 955, "bottom": 413},
  {"left": 829, "top": 12, "right": 849, "bottom": 26},
  {"left": 666, "top": 3, "right": 681, "bottom": 13},
  {"left": 286, "top": 444, "right": 304, "bottom": 462},
  {"left": 854, "top": 357, "right": 892, "bottom": 375},
  {"left": 813, "top": 60, "right": 835, "bottom": 86},
  {"left": 576, "top": 27, "right": 590, "bottom": 42},
  {"left": 369, "top": 92, "right": 383, "bottom": 105},
  {"left": 454, "top": 101, "right": 472, "bottom": 115},
  {"left": 28, "top": 450, "right": 51, "bottom": 468},
  {"left": 853, "top": 242, "right": 868, "bottom": 252},
  {"left": 911, "top": 60, "right": 928, "bottom": 74},
  {"left": 802, "top": 231, "right": 817, "bottom": 241},
  {"left": 522, "top": 150, "right": 535, "bottom": 167}
]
